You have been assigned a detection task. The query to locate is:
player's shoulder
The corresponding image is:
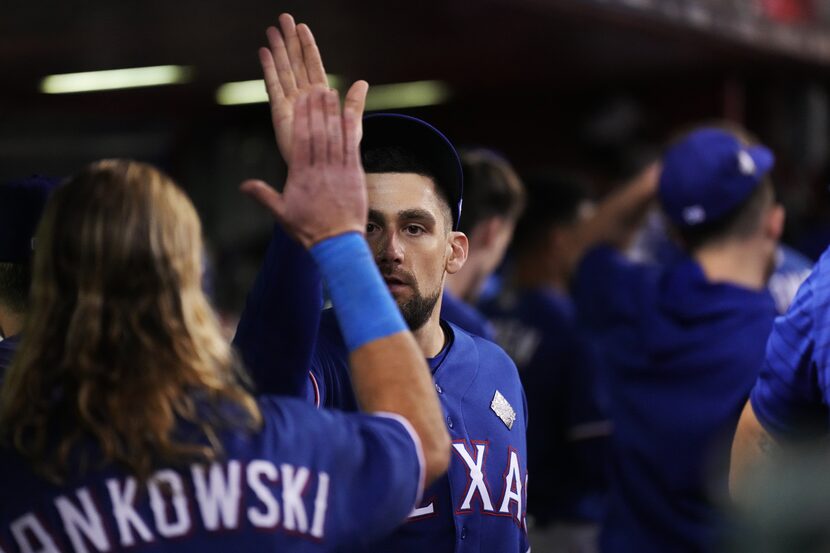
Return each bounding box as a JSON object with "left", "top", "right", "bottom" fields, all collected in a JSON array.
[
  {"left": 449, "top": 321, "right": 520, "bottom": 379},
  {"left": 790, "top": 246, "right": 830, "bottom": 317}
]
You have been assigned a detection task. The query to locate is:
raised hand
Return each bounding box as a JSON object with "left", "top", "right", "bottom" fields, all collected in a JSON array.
[
  {"left": 242, "top": 87, "right": 367, "bottom": 248},
  {"left": 260, "top": 13, "right": 368, "bottom": 163}
]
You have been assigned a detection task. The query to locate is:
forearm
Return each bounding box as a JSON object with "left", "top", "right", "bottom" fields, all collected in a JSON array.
[
  {"left": 730, "top": 400, "right": 778, "bottom": 497},
  {"left": 311, "top": 233, "right": 450, "bottom": 485},
  {"left": 565, "top": 164, "right": 659, "bottom": 277},
  {"left": 233, "top": 224, "right": 322, "bottom": 396}
]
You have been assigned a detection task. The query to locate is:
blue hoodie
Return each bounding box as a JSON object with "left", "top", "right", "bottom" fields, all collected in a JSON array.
[{"left": 574, "top": 245, "right": 776, "bottom": 553}]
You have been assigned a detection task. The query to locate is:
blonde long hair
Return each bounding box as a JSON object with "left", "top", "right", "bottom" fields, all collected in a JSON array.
[{"left": 0, "top": 160, "right": 260, "bottom": 482}]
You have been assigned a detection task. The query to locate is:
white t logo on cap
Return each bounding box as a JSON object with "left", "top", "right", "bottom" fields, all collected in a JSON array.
[
  {"left": 737, "top": 150, "right": 756, "bottom": 176},
  {"left": 683, "top": 205, "right": 706, "bottom": 225}
]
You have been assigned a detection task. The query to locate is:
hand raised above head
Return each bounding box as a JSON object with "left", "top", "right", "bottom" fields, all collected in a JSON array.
[
  {"left": 241, "top": 86, "right": 368, "bottom": 249},
  {"left": 260, "top": 13, "right": 368, "bottom": 163}
]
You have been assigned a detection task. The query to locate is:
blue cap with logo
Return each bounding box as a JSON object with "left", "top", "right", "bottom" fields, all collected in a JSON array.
[
  {"left": 0, "top": 176, "right": 61, "bottom": 263},
  {"left": 658, "top": 128, "right": 775, "bottom": 228}
]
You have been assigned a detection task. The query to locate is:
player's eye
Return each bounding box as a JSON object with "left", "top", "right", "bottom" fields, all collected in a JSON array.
[
  {"left": 404, "top": 225, "right": 425, "bottom": 236},
  {"left": 366, "top": 222, "right": 380, "bottom": 234}
]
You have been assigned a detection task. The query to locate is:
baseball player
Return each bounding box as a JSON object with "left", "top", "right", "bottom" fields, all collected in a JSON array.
[
  {"left": 235, "top": 14, "right": 529, "bottom": 553},
  {"left": 629, "top": 207, "right": 813, "bottom": 315},
  {"left": 0, "top": 87, "right": 450, "bottom": 551},
  {"left": 730, "top": 238, "right": 830, "bottom": 492},
  {"left": 566, "top": 127, "right": 783, "bottom": 552},
  {"left": 0, "top": 176, "right": 58, "bottom": 376},
  {"left": 440, "top": 149, "right": 526, "bottom": 340},
  {"left": 479, "top": 173, "right": 609, "bottom": 552}
]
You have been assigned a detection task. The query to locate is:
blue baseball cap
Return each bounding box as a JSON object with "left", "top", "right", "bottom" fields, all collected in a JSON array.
[
  {"left": 0, "top": 176, "right": 61, "bottom": 263},
  {"left": 658, "top": 128, "right": 775, "bottom": 228},
  {"left": 361, "top": 113, "right": 464, "bottom": 231}
]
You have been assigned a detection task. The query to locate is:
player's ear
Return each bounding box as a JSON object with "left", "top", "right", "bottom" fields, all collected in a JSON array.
[
  {"left": 445, "top": 231, "right": 468, "bottom": 275},
  {"left": 765, "top": 202, "right": 785, "bottom": 241}
]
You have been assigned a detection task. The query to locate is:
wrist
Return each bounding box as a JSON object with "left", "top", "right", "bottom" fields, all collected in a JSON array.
[{"left": 309, "top": 233, "right": 406, "bottom": 352}]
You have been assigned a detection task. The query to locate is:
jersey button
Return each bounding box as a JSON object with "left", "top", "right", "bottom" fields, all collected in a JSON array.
[
  {"left": 446, "top": 416, "right": 454, "bottom": 429},
  {"left": 460, "top": 526, "right": 467, "bottom": 540},
  {"left": 435, "top": 383, "right": 443, "bottom": 394}
]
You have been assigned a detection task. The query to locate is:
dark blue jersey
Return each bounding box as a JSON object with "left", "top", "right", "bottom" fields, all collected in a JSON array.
[
  {"left": 573, "top": 246, "right": 776, "bottom": 553},
  {"left": 479, "top": 286, "right": 609, "bottom": 525},
  {"left": 0, "top": 334, "right": 19, "bottom": 380},
  {"left": 0, "top": 396, "right": 425, "bottom": 552},
  {"left": 313, "top": 311, "right": 529, "bottom": 553},
  {"left": 440, "top": 290, "right": 495, "bottom": 341},
  {"left": 750, "top": 246, "right": 830, "bottom": 439},
  {"left": 235, "top": 226, "right": 530, "bottom": 553}
]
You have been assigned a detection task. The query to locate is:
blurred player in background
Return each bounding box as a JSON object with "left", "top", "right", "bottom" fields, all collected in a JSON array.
[
  {"left": 0, "top": 83, "right": 450, "bottom": 551},
  {"left": 480, "top": 173, "right": 609, "bottom": 553},
  {"left": 567, "top": 126, "right": 782, "bottom": 553},
  {"left": 629, "top": 204, "right": 812, "bottom": 315},
  {"left": 0, "top": 176, "right": 57, "bottom": 377},
  {"left": 730, "top": 190, "right": 830, "bottom": 498},
  {"left": 235, "top": 14, "right": 529, "bottom": 553},
  {"left": 441, "top": 149, "right": 525, "bottom": 340}
]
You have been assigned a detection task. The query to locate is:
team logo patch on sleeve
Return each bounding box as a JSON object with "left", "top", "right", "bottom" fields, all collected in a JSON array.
[{"left": 490, "top": 391, "right": 516, "bottom": 430}]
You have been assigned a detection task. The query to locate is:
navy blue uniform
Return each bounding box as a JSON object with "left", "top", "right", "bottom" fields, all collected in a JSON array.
[
  {"left": 750, "top": 246, "right": 830, "bottom": 438},
  {"left": 479, "top": 286, "right": 609, "bottom": 526},
  {"left": 0, "top": 397, "right": 425, "bottom": 552},
  {"left": 573, "top": 246, "right": 776, "bottom": 553},
  {"left": 440, "top": 290, "right": 495, "bottom": 341},
  {"left": 0, "top": 335, "right": 18, "bottom": 379},
  {"left": 235, "top": 227, "right": 530, "bottom": 553}
]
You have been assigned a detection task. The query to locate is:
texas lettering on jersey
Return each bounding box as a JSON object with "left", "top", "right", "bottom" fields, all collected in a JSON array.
[
  {"left": 2, "top": 459, "right": 330, "bottom": 552},
  {"left": 409, "top": 440, "right": 528, "bottom": 529}
]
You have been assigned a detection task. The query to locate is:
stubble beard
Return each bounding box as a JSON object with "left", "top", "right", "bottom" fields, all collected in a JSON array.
[{"left": 397, "top": 284, "right": 441, "bottom": 331}]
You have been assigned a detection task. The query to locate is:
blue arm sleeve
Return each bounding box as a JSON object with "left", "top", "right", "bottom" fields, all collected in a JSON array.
[
  {"left": 255, "top": 397, "right": 424, "bottom": 546},
  {"left": 750, "top": 268, "right": 829, "bottom": 439},
  {"left": 233, "top": 224, "right": 323, "bottom": 398}
]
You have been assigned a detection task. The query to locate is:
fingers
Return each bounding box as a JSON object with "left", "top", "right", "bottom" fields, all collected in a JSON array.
[
  {"left": 297, "top": 23, "right": 328, "bottom": 86},
  {"left": 309, "top": 87, "right": 328, "bottom": 165},
  {"left": 344, "top": 80, "right": 369, "bottom": 145},
  {"left": 343, "top": 99, "right": 362, "bottom": 168},
  {"left": 324, "top": 90, "right": 344, "bottom": 165},
  {"left": 344, "top": 80, "right": 369, "bottom": 119},
  {"left": 279, "top": 13, "right": 310, "bottom": 90},
  {"left": 258, "top": 47, "right": 284, "bottom": 102},
  {"left": 240, "top": 179, "right": 286, "bottom": 220},
  {"left": 266, "top": 26, "right": 297, "bottom": 98},
  {"left": 291, "top": 92, "right": 312, "bottom": 169}
]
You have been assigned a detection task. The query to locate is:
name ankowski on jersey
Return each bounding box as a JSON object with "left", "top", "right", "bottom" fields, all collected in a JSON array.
[{"left": 2, "top": 459, "right": 330, "bottom": 552}]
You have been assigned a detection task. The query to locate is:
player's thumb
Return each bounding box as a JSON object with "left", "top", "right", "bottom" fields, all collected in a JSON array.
[{"left": 240, "top": 179, "right": 286, "bottom": 220}]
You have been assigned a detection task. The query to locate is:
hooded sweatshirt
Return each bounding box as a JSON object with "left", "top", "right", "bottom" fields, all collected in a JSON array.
[{"left": 573, "top": 245, "right": 776, "bottom": 553}]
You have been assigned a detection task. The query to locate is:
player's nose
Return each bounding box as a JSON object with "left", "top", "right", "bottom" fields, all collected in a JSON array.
[{"left": 375, "top": 228, "right": 404, "bottom": 264}]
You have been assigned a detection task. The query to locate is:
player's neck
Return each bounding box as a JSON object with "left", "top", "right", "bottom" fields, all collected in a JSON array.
[
  {"left": 412, "top": 296, "right": 448, "bottom": 358},
  {"left": 445, "top": 256, "right": 485, "bottom": 303},
  {"left": 693, "top": 240, "right": 772, "bottom": 291}
]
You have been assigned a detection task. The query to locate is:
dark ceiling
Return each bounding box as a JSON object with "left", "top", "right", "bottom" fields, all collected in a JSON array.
[
  {"left": 3, "top": 0, "right": 823, "bottom": 112},
  {"left": 2, "top": 0, "right": 828, "bottom": 180},
  {"left": 5, "top": 0, "right": 830, "bottom": 308}
]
